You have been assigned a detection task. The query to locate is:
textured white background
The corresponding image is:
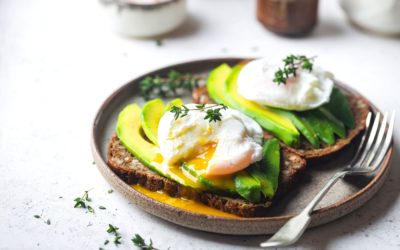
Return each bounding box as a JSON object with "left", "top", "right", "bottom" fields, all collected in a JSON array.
[{"left": 0, "top": 0, "right": 399, "bottom": 249}]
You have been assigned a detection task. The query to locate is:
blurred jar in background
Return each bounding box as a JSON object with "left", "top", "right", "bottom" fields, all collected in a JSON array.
[
  {"left": 257, "top": 0, "right": 319, "bottom": 37},
  {"left": 99, "top": 0, "right": 186, "bottom": 37}
]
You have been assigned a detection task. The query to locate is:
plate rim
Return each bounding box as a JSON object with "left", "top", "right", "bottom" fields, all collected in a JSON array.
[{"left": 91, "top": 57, "right": 393, "bottom": 233}]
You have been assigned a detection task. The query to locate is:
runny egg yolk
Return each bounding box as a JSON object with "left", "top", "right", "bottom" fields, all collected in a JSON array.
[{"left": 186, "top": 143, "right": 217, "bottom": 173}]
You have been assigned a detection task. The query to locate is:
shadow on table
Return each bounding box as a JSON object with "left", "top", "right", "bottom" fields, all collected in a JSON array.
[{"left": 147, "top": 143, "right": 399, "bottom": 249}]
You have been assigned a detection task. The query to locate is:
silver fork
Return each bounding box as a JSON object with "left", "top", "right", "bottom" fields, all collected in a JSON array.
[{"left": 260, "top": 111, "right": 396, "bottom": 248}]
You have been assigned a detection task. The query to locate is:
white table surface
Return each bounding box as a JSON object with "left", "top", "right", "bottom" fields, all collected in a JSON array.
[{"left": 1, "top": 0, "right": 399, "bottom": 249}]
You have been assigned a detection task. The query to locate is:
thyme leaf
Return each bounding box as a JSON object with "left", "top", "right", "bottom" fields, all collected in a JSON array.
[
  {"left": 170, "top": 104, "right": 227, "bottom": 123},
  {"left": 140, "top": 70, "right": 200, "bottom": 100},
  {"left": 273, "top": 55, "right": 315, "bottom": 85}
]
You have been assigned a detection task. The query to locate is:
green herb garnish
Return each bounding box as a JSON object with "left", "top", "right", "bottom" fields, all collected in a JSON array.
[
  {"left": 107, "top": 224, "right": 119, "bottom": 234},
  {"left": 34, "top": 215, "right": 41, "bottom": 219},
  {"left": 106, "top": 224, "right": 121, "bottom": 246},
  {"left": 131, "top": 234, "right": 157, "bottom": 250},
  {"left": 155, "top": 39, "right": 163, "bottom": 47},
  {"left": 45, "top": 219, "right": 51, "bottom": 225},
  {"left": 170, "top": 104, "right": 227, "bottom": 123},
  {"left": 273, "top": 55, "right": 315, "bottom": 85},
  {"left": 87, "top": 206, "right": 95, "bottom": 213},
  {"left": 104, "top": 240, "right": 109, "bottom": 245},
  {"left": 140, "top": 70, "right": 200, "bottom": 100},
  {"left": 107, "top": 189, "right": 113, "bottom": 194},
  {"left": 74, "top": 190, "right": 94, "bottom": 213},
  {"left": 99, "top": 206, "right": 106, "bottom": 210},
  {"left": 113, "top": 235, "right": 122, "bottom": 246}
]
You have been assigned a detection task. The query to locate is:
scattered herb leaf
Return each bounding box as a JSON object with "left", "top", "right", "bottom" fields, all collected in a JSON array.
[
  {"left": 114, "top": 235, "right": 122, "bottom": 246},
  {"left": 104, "top": 240, "right": 109, "bottom": 245},
  {"left": 74, "top": 190, "right": 94, "bottom": 213},
  {"left": 131, "top": 234, "right": 157, "bottom": 250},
  {"left": 273, "top": 55, "right": 315, "bottom": 85},
  {"left": 107, "top": 224, "right": 120, "bottom": 235},
  {"left": 107, "top": 189, "right": 113, "bottom": 194},
  {"left": 34, "top": 215, "right": 41, "bottom": 219},
  {"left": 87, "top": 206, "right": 95, "bottom": 213},
  {"left": 140, "top": 70, "right": 200, "bottom": 100},
  {"left": 155, "top": 39, "right": 163, "bottom": 47},
  {"left": 46, "top": 219, "right": 51, "bottom": 225},
  {"left": 170, "top": 104, "right": 227, "bottom": 123},
  {"left": 99, "top": 206, "right": 106, "bottom": 210}
]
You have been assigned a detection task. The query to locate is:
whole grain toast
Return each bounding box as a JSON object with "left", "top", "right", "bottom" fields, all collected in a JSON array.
[
  {"left": 108, "top": 134, "right": 306, "bottom": 217},
  {"left": 192, "top": 85, "right": 370, "bottom": 162}
]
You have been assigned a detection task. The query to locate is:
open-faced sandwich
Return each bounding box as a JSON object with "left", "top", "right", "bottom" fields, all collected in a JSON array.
[{"left": 108, "top": 55, "right": 370, "bottom": 217}]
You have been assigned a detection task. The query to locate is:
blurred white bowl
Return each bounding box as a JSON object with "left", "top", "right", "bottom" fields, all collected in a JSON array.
[
  {"left": 341, "top": 0, "right": 400, "bottom": 36},
  {"left": 100, "top": 0, "right": 187, "bottom": 37}
]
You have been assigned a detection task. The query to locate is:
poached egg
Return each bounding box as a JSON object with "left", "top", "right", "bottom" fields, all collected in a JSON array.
[
  {"left": 157, "top": 104, "right": 263, "bottom": 176},
  {"left": 237, "top": 57, "right": 334, "bottom": 111}
]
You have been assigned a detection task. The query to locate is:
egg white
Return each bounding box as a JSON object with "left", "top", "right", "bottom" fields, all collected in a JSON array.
[{"left": 237, "top": 58, "right": 334, "bottom": 111}]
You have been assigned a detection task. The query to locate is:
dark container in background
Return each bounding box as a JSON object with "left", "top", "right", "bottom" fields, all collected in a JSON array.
[{"left": 257, "top": 0, "right": 319, "bottom": 37}]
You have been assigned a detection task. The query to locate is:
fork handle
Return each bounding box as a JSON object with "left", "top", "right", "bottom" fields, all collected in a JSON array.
[
  {"left": 302, "top": 171, "right": 346, "bottom": 215},
  {"left": 260, "top": 171, "right": 346, "bottom": 247}
]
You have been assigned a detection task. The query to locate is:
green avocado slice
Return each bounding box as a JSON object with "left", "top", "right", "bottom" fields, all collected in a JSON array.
[
  {"left": 271, "top": 108, "right": 320, "bottom": 148},
  {"left": 301, "top": 111, "right": 335, "bottom": 145},
  {"left": 318, "top": 107, "right": 346, "bottom": 139},
  {"left": 181, "top": 163, "right": 236, "bottom": 194},
  {"left": 206, "top": 63, "right": 232, "bottom": 105},
  {"left": 140, "top": 98, "right": 165, "bottom": 145},
  {"left": 323, "top": 88, "right": 355, "bottom": 129},
  {"left": 234, "top": 171, "right": 261, "bottom": 203}
]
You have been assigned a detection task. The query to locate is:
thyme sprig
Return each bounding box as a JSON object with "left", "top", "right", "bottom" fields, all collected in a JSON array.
[
  {"left": 170, "top": 104, "right": 228, "bottom": 123},
  {"left": 273, "top": 55, "right": 315, "bottom": 85},
  {"left": 140, "top": 70, "right": 200, "bottom": 100},
  {"left": 73, "top": 190, "right": 94, "bottom": 213},
  {"left": 106, "top": 224, "right": 122, "bottom": 246},
  {"left": 131, "top": 234, "right": 158, "bottom": 250}
]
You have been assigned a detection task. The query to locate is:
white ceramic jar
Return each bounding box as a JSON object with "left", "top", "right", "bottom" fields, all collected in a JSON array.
[
  {"left": 341, "top": 0, "right": 400, "bottom": 36},
  {"left": 100, "top": 0, "right": 187, "bottom": 37}
]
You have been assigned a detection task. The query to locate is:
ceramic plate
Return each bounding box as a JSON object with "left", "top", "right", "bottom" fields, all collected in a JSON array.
[{"left": 91, "top": 58, "right": 393, "bottom": 235}]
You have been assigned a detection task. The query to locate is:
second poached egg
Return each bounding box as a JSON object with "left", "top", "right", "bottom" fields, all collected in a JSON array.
[{"left": 237, "top": 58, "right": 334, "bottom": 111}]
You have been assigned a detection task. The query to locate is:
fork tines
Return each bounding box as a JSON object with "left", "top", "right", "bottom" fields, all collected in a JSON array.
[{"left": 352, "top": 111, "right": 396, "bottom": 171}]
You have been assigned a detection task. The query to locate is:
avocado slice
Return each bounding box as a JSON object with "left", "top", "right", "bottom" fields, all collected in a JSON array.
[
  {"left": 249, "top": 138, "right": 281, "bottom": 198},
  {"left": 206, "top": 63, "right": 232, "bottom": 104},
  {"left": 223, "top": 65, "right": 300, "bottom": 146},
  {"left": 140, "top": 99, "right": 165, "bottom": 145},
  {"left": 181, "top": 163, "right": 236, "bottom": 194},
  {"left": 271, "top": 108, "right": 320, "bottom": 148},
  {"left": 234, "top": 171, "right": 261, "bottom": 203},
  {"left": 323, "top": 88, "right": 355, "bottom": 129},
  {"left": 318, "top": 107, "right": 346, "bottom": 139},
  {"left": 300, "top": 111, "right": 335, "bottom": 145},
  {"left": 116, "top": 104, "right": 202, "bottom": 189}
]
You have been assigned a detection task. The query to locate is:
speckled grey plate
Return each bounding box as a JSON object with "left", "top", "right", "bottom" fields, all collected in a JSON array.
[{"left": 91, "top": 58, "right": 393, "bottom": 235}]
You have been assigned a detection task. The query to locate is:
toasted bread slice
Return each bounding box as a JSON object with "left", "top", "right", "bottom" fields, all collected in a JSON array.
[
  {"left": 192, "top": 85, "right": 369, "bottom": 162},
  {"left": 108, "top": 134, "right": 306, "bottom": 217}
]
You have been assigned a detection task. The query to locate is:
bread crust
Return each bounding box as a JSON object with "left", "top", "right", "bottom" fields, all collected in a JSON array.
[
  {"left": 192, "top": 85, "right": 369, "bottom": 162},
  {"left": 107, "top": 134, "right": 306, "bottom": 217}
]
